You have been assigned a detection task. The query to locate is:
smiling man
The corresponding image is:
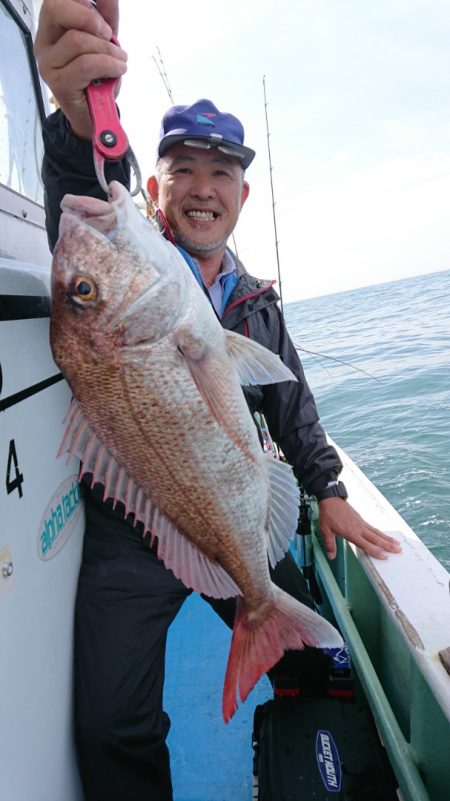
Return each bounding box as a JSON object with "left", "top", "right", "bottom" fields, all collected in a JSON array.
[
  {"left": 147, "top": 100, "right": 251, "bottom": 296},
  {"left": 34, "top": 2, "right": 401, "bottom": 799}
]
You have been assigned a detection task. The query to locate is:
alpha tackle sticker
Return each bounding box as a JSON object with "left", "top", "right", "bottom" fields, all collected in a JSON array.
[
  {"left": 316, "top": 729, "right": 342, "bottom": 793},
  {"left": 37, "top": 476, "right": 83, "bottom": 560}
]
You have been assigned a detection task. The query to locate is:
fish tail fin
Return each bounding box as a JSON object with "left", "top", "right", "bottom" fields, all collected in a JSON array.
[{"left": 222, "top": 589, "right": 343, "bottom": 723}]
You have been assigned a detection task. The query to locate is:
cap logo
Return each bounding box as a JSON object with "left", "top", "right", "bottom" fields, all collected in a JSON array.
[{"left": 196, "top": 113, "right": 216, "bottom": 127}]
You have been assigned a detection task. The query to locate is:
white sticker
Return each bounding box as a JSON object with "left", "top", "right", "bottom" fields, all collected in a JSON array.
[{"left": 37, "top": 476, "right": 82, "bottom": 560}]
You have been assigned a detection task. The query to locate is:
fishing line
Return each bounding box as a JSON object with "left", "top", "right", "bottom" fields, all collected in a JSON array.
[
  {"left": 295, "top": 347, "right": 338, "bottom": 387},
  {"left": 294, "top": 343, "right": 382, "bottom": 382}
]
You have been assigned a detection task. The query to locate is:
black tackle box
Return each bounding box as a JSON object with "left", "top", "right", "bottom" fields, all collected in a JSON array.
[{"left": 253, "top": 647, "right": 399, "bottom": 800}]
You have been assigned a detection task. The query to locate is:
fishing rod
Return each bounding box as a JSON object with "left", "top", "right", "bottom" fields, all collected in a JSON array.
[
  {"left": 152, "top": 47, "right": 174, "bottom": 104},
  {"left": 145, "top": 46, "right": 176, "bottom": 218},
  {"left": 263, "top": 75, "right": 283, "bottom": 315},
  {"left": 262, "top": 80, "right": 378, "bottom": 382}
]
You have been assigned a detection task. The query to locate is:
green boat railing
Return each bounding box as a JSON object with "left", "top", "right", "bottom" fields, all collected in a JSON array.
[{"left": 309, "top": 528, "right": 450, "bottom": 801}]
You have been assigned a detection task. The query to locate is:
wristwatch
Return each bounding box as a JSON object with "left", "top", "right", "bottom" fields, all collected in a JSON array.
[{"left": 314, "top": 481, "right": 348, "bottom": 503}]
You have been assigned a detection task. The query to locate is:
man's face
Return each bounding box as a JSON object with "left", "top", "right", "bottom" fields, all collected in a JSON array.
[{"left": 149, "top": 144, "right": 250, "bottom": 257}]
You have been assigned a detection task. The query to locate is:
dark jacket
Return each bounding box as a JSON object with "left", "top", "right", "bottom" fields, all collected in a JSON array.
[{"left": 42, "top": 109, "right": 342, "bottom": 496}]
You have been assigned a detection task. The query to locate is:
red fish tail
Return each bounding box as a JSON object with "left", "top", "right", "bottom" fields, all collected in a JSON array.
[{"left": 222, "top": 590, "right": 342, "bottom": 723}]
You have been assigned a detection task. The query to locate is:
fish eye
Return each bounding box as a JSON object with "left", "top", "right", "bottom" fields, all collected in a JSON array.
[{"left": 69, "top": 275, "right": 98, "bottom": 305}]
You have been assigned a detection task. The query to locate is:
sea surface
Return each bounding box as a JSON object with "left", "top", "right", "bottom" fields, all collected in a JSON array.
[{"left": 284, "top": 268, "right": 450, "bottom": 571}]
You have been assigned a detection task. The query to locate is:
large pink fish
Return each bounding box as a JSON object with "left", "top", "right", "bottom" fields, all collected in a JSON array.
[{"left": 51, "top": 181, "right": 342, "bottom": 722}]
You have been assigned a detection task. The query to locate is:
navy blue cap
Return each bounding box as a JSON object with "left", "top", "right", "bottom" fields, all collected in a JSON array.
[{"left": 158, "top": 99, "right": 255, "bottom": 169}]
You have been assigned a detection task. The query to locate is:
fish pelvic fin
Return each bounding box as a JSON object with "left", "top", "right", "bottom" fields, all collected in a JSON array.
[{"left": 222, "top": 590, "right": 343, "bottom": 723}]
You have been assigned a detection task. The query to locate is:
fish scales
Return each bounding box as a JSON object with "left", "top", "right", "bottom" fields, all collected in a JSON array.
[
  {"left": 122, "top": 349, "right": 267, "bottom": 558},
  {"left": 51, "top": 181, "right": 343, "bottom": 721},
  {"left": 58, "top": 296, "right": 268, "bottom": 576}
]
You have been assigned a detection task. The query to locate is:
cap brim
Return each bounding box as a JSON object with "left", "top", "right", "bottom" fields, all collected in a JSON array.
[{"left": 158, "top": 134, "right": 255, "bottom": 170}]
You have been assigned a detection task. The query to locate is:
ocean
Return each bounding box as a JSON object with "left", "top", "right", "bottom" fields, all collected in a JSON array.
[{"left": 284, "top": 268, "right": 450, "bottom": 571}]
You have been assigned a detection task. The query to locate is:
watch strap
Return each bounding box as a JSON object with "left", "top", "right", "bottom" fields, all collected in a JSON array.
[{"left": 314, "top": 480, "right": 348, "bottom": 502}]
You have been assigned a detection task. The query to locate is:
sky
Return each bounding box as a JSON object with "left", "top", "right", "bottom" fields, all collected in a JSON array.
[{"left": 37, "top": 0, "right": 450, "bottom": 302}]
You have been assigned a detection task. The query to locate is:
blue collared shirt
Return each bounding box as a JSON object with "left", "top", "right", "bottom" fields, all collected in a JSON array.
[
  {"left": 207, "top": 250, "right": 237, "bottom": 316},
  {"left": 176, "top": 246, "right": 238, "bottom": 317}
]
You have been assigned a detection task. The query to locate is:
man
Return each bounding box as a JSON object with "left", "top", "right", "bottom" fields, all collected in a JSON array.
[{"left": 34, "top": 3, "right": 401, "bottom": 800}]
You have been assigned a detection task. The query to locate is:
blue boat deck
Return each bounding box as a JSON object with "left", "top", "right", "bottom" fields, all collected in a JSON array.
[{"left": 165, "top": 593, "right": 272, "bottom": 801}]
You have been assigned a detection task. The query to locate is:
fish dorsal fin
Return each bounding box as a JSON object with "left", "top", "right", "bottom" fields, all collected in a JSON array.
[
  {"left": 266, "top": 453, "right": 300, "bottom": 568},
  {"left": 224, "top": 330, "right": 297, "bottom": 386},
  {"left": 58, "top": 400, "right": 241, "bottom": 599}
]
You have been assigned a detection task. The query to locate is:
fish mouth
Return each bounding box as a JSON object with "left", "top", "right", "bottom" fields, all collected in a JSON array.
[{"left": 60, "top": 181, "right": 129, "bottom": 238}]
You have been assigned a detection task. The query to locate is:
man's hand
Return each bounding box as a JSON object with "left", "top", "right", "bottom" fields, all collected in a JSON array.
[
  {"left": 318, "top": 497, "right": 402, "bottom": 560},
  {"left": 34, "top": 0, "right": 127, "bottom": 139}
]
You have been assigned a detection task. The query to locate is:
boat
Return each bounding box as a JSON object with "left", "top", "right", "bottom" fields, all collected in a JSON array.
[{"left": 1, "top": 2, "right": 449, "bottom": 799}]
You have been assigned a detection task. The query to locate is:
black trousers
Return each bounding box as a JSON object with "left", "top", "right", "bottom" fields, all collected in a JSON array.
[{"left": 74, "top": 487, "right": 314, "bottom": 801}]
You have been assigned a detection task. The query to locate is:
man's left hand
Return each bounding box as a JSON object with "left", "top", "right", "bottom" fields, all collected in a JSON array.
[{"left": 318, "top": 498, "right": 402, "bottom": 560}]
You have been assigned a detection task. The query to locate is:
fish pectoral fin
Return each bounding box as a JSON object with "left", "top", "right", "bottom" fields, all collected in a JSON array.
[
  {"left": 267, "top": 454, "right": 301, "bottom": 567},
  {"left": 178, "top": 338, "right": 258, "bottom": 462},
  {"left": 224, "top": 330, "right": 297, "bottom": 386}
]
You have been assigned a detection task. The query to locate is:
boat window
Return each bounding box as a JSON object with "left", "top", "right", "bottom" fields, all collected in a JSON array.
[{"left": 0, "top": 2, "right": 44, "bottom": 204}]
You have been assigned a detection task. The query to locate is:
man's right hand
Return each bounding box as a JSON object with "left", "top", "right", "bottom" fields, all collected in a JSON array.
[{"left": 34, "top": 0, "right": 127, "bottom": 140}]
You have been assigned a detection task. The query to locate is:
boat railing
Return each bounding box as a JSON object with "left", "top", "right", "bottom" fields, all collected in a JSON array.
[{"left": 308, "top": 438, "right": 450, "bottom": 801}]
